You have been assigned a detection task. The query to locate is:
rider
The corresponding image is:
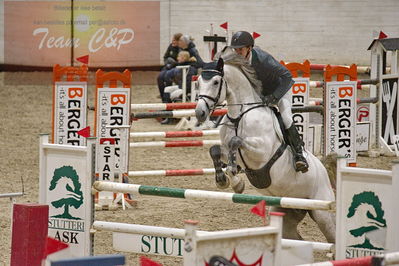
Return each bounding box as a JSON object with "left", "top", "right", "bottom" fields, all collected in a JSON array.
[{"left": 230, "top": 31, "right": 308, "bottom": 173}]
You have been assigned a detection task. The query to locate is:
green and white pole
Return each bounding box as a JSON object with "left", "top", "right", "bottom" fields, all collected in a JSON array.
[{"left": 93, "top": 181, "right": 335, "bottom": 211}]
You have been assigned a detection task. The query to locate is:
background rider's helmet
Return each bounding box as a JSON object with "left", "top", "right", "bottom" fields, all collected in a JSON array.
[{"left": 230, "top": 31, "right": 254, "bottom": 48}]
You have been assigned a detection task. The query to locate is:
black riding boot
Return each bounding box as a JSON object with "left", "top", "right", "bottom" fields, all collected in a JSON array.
[
  {"left": 286, "top": 123, "right": 309, "bottom": 173},
  {"left": 160, "top": 93, "right": 172, "bottom": 124}
]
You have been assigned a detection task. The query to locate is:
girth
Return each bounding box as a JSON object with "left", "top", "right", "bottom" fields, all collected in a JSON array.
[
  {"left": 227, "top": 106, "right": 287, "bottom": 189},
  {"left": 245, "top": 143, "right": 287, "bottom": 189}
]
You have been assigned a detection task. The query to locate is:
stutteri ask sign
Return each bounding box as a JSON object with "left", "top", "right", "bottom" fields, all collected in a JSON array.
[
  {"left": 53, "top": 82, "right": 87, "bottom": 146},
  {"left": 114, "top": 232, "right": 184, "bottom": 257},
  {"left": 325, "top": 81, "right": 357, "bottom": 162},
  {"left": 39, "top": 135, "right": 93, "bottom": 256},
  {"left": 336, "top": 159, "right": 399, "bottom": 260}
]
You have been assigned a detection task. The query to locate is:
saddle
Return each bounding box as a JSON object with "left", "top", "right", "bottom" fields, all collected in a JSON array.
[{"left": 243, "top": 108, "right": 288, "bottom": 189}]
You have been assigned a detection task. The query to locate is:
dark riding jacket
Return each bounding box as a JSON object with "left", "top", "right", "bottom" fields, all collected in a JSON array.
[
  {"left": 182, "top": 42, "right": 205, "bottom": 69},
  {"left": 163, "top": 44, "right": 180, "bottom": 64},
  {"left": 251, "top": 47, "right": 294, "bottom": 100},
  {"left": 164, "top": 62, "right": 197, "bottom": 92}
]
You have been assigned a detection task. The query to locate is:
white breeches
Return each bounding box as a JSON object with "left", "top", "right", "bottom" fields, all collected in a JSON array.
[{"left": 277, "top": 91, "right": 293, "bottom": 129}]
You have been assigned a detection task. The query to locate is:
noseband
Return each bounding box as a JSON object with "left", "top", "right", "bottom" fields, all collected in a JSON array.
[{"left": 198, "top": 69, "right": 225, "bottom": 112}]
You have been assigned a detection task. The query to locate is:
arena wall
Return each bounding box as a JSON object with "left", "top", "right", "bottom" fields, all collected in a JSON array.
[{"left": 1, "top": 0, "right": 399, "bottom": 68}]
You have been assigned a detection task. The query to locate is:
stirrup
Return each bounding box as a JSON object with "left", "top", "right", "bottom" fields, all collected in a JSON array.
[{"left": 294, "top": 159, "right": 309, "bottom": 173}]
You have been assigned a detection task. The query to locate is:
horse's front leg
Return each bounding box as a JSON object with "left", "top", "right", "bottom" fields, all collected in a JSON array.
[
  {"left": 226, "top": 136, "right": 245, "bottom": 193},
  {"left": 209, "top": 145, "right": 229, "bottom": 189}
]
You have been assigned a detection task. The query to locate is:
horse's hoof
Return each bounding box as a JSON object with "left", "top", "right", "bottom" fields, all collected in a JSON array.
[
  {"left": 216, "top": 179, "right": 230, "bottom": 189},
  {"left": 232, "top": 180, "right": 245, "bottom": 194},
  {"left": 226, "top": 165, "right": 237, "bottom": 177},
  {"left": 215, "top": 172, "right": 230, "bottom": 189},
  {"left": 230, "top": 175, "right": 245, "bottom": 193}
]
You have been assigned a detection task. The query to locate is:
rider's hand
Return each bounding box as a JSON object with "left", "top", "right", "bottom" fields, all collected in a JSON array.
[{"left": 261, "top": 94, "right": 278, "bottom": 106}]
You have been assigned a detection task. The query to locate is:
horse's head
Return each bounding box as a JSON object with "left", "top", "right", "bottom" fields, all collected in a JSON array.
[{"left": 195, "top": 58, "right": 227, "bottom": 122}]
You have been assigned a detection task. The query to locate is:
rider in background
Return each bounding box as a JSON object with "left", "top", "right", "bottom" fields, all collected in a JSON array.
[
  {"left": 163, "top": 33, "right": 182, "bottom": 69},
  {"left": 178, "top": 35, "right": 205, "bottom": 68},
  {"left": 230, "top": 31, "right": 308, "bottom": 173},
  {"left": 159, "top": 51, "right": 198, "bottom": 124},
  {"left": 157, "top": 33, "right": 182, "bottom": 102},
  {"left": 164, "top": 51, "right": 198, "bottom": 94}
]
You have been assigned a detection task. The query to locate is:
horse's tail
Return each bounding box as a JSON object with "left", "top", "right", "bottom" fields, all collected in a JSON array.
[{"left": 321, "top": 153, "right": 338, "bottom": 191}]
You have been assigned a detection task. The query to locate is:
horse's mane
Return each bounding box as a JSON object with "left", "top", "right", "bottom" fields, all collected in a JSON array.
[{"left": 223, "top": 64, "right": 262, "bottom": 101}]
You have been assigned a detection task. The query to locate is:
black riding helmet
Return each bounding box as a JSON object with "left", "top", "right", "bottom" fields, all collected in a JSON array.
[{"left": 230, "top": 31, "right": 254, "bottom": 49}]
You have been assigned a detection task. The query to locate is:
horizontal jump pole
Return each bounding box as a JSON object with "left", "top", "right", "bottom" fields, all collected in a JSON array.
[
  {"left": 50, "top": 255, "right": 125, "bottom": 266},
  {"left": 130, "top": 139, "right": 221, "bottom": 148},
  {"left": 309, "top": 64, "right": 370, "bottom": 74},
  {"left": 297, "top": 251, "right": 399, "bottom": 266},
  {"left": 131, "top": 102, "right": 197, "bottom": 111},
  {"left": 310, "top": 82, "right": 371, "bottom": 90},
  {"left": 133, "top": 105, "right": 323, "bottom": 119},
  {"left": 92, "top": 181, "right": 335, "bottom": 211},
  {"left": 93, "top": 220, "right": 334, "bottom": 252},
  {"left": 129, "top": 168, "right": 216, "bottom": 177},
  {"left": 309, "top": 97, "right": 379, "bottom": 106},
  {"left": 132, "top": 109, "right": 227, "bottom": 119},
  {"left": 0, "top": 192, "right": 24, "bottom": 199},
  {"left": 310, "top": 79, "right": 378, "bottom": 89},
  {"left": 292, "top": 105, "right": 324, "bottom": 113},
  {"left": 130, "top": 129, "right": 220, "bottom": 139}
]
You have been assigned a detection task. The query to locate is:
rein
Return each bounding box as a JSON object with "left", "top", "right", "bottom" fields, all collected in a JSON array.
[
  {"left": 199, "top": 65, "right": 287, "bottom": 175},
  {"left": 226, "top": 104, "right": 265, "bottom": 129},
  {"left": 226, "top": 104, "right": 265, "bottom": 170},
  {"left": 198, "top": 69, "right": 225, "bottom": 114},
  {"left": 199, "top": 68, "right": 266, "bottom": 121}
]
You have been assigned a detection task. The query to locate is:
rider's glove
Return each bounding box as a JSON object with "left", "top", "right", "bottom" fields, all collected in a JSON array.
[{"left": 261, "top": 94, "right": 278, "bottom": 106}]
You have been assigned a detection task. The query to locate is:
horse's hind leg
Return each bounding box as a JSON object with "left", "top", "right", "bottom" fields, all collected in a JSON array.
[
  {"left": 272, "top": 207, "right": 307, "bottom": 240},
  {"left": 309, "top": 167, "right": 336, "bottom": 243},
  {"left": 226, "top": 136, "right": 245, "bottom": 193},
  {"left": 227, "top": 136, "right": 243, "bottom": 176},
  {"left": 309, "top": 209, "right": 335, "bottom": 243},
  {"left": 210, "top": 145, "right": 229, "bottom": 189},
  {"left": 309, "top": 188, "right": 336, "bottom": 243}
]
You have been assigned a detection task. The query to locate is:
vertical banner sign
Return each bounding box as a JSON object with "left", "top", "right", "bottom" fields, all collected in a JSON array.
[
  {"left": 53, "top": 82, "right": 87, "bottom": 145},
  {"left": 280, "top": 60, "right": 311, "bottom": 148},
  {"left": 357, "top": 104, "right": 370, "bottom": 122},
  {"left": 52, "top": 65, "right": 88, "bottom": 146},
  {"left": 96, "top": 138, "right": 116, "bottom": 206},
  {"left": 381, "top": 78, "right": 399, "bottom": 146},
  {"left": 95, "top": 70, "right": 131, "bottom": 182},
  {"left": 324, "top": 64, "right": 358, "bottom": 163},
  {"left": 39, "top": 135, "right": 93, "bottom": 256},
  {"left": 96, "top": 88, "right": 130, "bottom": 173},
  {"left": 291, "top": 78, "right": 310, "bottom": 145},
  {"left": 325, "top": 81, "right": 357, "bottom": 162},
  {"left": 356, "top": 122, "right": 370, "bottom": 152},
  {"left": 336, "top": 159, "right": 399, "bottom": 260}
]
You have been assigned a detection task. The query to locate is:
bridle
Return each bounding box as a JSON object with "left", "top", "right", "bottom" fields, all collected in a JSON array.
[
  {"left": 198, "top": 69, "right": 225, "bottom": 113},
  {"left": 197, "top": 64, "right": 272, "bottom": 170},
  {"left": 198, "top": 68, "right": 265, "bottom": 123}
]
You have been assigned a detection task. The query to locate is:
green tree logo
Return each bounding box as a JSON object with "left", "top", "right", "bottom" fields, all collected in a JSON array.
[
  {"left": 347, "top": 191, "right": 386, "bottom": 250},
  {"left": 49, "top": 166, "right": 84, "bottom": 220}
]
